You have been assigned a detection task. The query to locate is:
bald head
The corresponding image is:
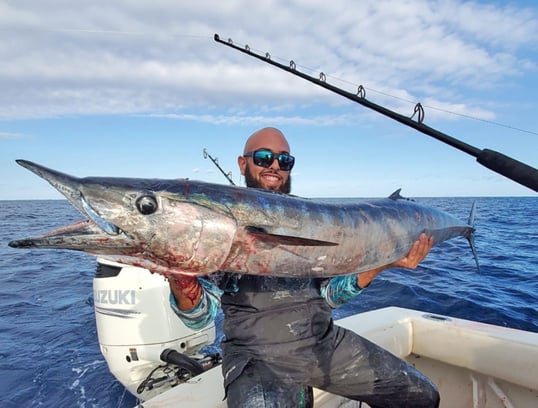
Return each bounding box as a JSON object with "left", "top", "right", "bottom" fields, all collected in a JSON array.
[
  {"left": 243, "top": 127, "right": 290, "bottom": 155},
  {"left": 238, "top": 127, "right": 292, "bottom": 193}
]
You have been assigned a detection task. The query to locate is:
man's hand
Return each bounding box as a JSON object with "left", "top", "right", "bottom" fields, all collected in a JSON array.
[
  {"left": 391, "top": 233, "right": 434, "bottom": 269},
  {"left": 357, "top": 233, "right": 434, "bottom": 288},
  {"left": 169, "top": 275, "right": 203, "bottom": 311}
]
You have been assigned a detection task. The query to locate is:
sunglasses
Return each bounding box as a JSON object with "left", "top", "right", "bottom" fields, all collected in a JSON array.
[{"left": 243, "top": 149, "right": 295, "bottom": 171}]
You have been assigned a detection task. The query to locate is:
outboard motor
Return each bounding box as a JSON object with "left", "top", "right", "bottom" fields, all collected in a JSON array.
[{"left": 93, "top": 259, "right": 219, "bottom": 401}]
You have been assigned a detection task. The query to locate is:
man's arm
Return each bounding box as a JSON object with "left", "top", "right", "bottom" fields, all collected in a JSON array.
[
  {"left": 322, "top": 233, "right": 434, "bottom": 308},
  {"left": 357, "top": 233, "right": 434, "bottom": 288},
  {"left": 169, "top": 276, "right": 222, "bottom": 330},
  {"left": 169, "top": 276, "right": 204, "bottom": 311}
]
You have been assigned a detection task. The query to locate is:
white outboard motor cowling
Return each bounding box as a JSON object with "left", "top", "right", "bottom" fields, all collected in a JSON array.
[{"left": 93, "top": 259, "right": 218, "bottom": 401}]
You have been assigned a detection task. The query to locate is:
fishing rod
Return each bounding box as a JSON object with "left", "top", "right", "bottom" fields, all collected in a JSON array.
[
  {"left": 214, "top": 34, "right": 538, "bottom": 193},
  {"left": 203, "top": 148, "right": 235, "bottom": 185}
]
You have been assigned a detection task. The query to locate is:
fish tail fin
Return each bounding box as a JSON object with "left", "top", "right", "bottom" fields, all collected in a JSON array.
[
  {"left": 467, "top": 201, "right": 479, "bottom": 271},
  {"left": 467, "top": 200, "right": 476, "bottom": 226}
]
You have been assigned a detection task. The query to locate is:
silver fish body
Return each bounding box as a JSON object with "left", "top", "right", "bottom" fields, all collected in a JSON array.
[{"left": 8, "top": 160, "right": 476, "bottom": 278}]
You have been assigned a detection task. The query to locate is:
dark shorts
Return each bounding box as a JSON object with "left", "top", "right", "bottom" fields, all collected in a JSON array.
[
  {"left": 224, "top": 325, "right": 439, "bottom": 408},
  {"left": 226, "top": 360, "right": 314, "bottom": 408}
]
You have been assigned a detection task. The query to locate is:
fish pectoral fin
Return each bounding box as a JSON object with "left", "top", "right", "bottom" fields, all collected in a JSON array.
[{"left": 245, "top": 226, "right": 338, "bottom": 247}]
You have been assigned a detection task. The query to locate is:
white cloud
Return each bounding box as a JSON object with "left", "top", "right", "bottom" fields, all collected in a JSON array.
[
  {"left": 0, "top": 0, "right": 536, "bottom": 122},
  {"left": 0, "top": 132, "right": 27, "bottom": 139}
]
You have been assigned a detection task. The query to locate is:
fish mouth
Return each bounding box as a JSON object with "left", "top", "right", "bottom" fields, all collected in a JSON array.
[
  {"left": 8, "top": 160, "right": 130, "bottom": 252},
  {"left": 81, "top": 194, "right": 120, "bottom": 236},
  {"left": 8, "top": 219, "right": 113, "bottom": 249},
  {"left": 7, "top": 217, "right": 127, "bottom": 251}
]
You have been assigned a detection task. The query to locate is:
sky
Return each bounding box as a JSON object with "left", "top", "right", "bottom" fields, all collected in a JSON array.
[{"left": 1, "top": 0, "right": 537, "bottom": 200}]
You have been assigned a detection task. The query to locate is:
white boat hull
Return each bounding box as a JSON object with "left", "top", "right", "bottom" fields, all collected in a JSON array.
[{"left": 139, "top": 307, "right": 538, "bottom": 408}]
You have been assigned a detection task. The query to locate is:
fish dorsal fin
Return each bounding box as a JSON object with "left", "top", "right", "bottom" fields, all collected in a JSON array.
[
  {"left": 388, "top": 189, "right": 414, "bottom": 202},
  {"left": 388, "top": 188, "right": 403, "bottom": 200},
  {"left": 245, "top": 226, "right": 338, "bottom": 247}
]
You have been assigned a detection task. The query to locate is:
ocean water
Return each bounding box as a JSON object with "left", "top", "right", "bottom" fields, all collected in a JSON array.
[{"left": 1, "top": 197, "right": 537, "bottom": 407}]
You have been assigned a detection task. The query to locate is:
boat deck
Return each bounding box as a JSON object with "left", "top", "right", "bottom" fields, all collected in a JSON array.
[{"left": 140, "top": 307, "right": 538, "bottom": 408}]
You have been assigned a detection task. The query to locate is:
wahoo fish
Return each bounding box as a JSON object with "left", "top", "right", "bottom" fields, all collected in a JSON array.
[{"left": 8, "top": 160, "right": 477, "bottom": 278}]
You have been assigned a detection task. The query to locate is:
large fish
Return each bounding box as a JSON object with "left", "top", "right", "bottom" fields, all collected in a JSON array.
[{"left": 8, "top": 160, "right": 477, "bottom": 278}]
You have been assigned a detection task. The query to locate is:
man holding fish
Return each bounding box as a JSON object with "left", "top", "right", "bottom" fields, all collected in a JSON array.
[{"left": 169, "top": 127, "right": 440, "bottom": 408}]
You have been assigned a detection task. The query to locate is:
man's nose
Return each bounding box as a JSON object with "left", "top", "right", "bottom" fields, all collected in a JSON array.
[{"left": 269, "top": 157, "right": 280, "bottom": 170}]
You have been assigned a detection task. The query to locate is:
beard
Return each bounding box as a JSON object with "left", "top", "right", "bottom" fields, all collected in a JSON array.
[{"left": 244, "top": 165, "right": 291, "bottom": 194}]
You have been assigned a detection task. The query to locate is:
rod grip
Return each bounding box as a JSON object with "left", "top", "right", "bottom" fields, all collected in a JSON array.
[{"left": 476, "top": 149, "right": 538, "bottom": 192}]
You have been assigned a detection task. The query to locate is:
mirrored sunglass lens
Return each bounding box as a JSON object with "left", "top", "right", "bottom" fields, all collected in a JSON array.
[
  {"left": 278, "top": 154, "right": 294, "bottom": 170},
  {"left": 253, "top": 150, "right": 275, "bottom": 167}
]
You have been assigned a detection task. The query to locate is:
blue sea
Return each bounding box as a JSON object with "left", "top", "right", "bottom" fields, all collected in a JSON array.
[{"left": 1, "top": 197, "right": 537, "bottom": 407}]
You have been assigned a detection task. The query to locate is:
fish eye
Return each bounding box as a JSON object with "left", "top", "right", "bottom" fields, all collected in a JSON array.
[{"left": 136, "top": 194, "right": 158, "bottom": 215}]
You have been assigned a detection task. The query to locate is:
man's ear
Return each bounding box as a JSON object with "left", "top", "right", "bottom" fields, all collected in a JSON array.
[{"left": 237, "top": 155, "right": 247, "bottom": 175}]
